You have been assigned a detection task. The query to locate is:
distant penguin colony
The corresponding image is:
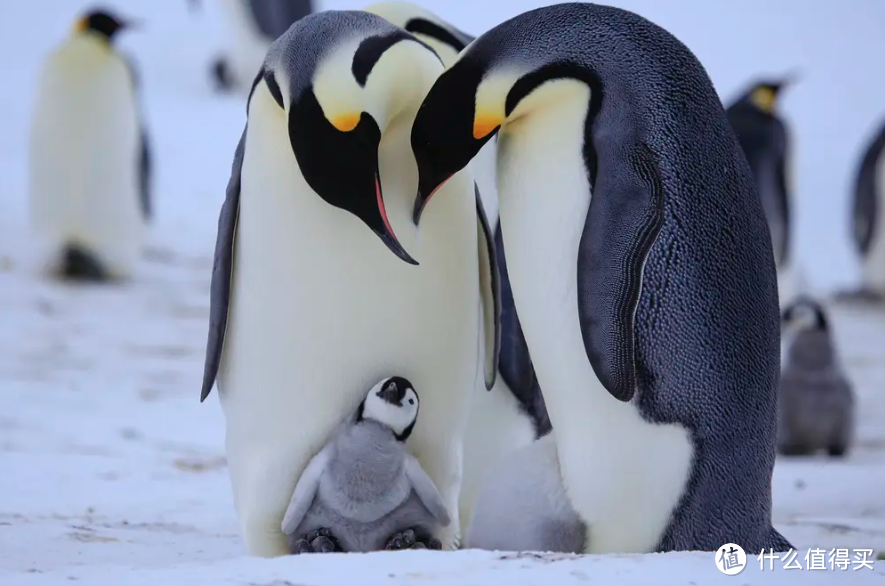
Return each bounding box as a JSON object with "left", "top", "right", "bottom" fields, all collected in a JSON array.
[
  {"left": 848, "top": 115, "right": 885, "bottom": 302},
  {"left": 200, "top": 10, "right": 501, "bottom": 556},
  {"left": 778, "top": 297, "right": 855, "bottom": 457},
  {"left": 281, "top": 377, "right": 450, "bottom": 553},
  {"left": 28, "top": 9, "right": 152, "bottom": 282},
  {"left": 409, "top": 2, "right": 791, "bottom": 553},
  {"left": 726, "top": 77, "right": 805, "bottom": 307}
]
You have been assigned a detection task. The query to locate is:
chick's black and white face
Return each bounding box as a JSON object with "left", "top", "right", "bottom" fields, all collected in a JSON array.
[{"left": 363, "top": 376, "right": 419, "bottom": 439}]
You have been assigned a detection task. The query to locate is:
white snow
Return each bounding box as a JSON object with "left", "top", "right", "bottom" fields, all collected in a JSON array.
[{"left": 0, "top": 1, "right": 883, "bottom": 584}]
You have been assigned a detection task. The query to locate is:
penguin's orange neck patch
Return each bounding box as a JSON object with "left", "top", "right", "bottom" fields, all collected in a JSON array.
[
  {"left": 330, "top": 112, "right": 361, "bottom": 132},
  {"left": 473, "top": 112, "right": 502, "bottom": 140}
]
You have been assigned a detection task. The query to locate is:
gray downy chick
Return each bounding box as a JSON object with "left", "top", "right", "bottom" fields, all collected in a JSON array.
[
  {"left": 778, "top": 297, "right": 855, "bottom": 457},
  {"left": 465, "top": 433, "right": 587, "bottom": 554},
  {"left": 281, "top": 376, "right": 451, "bottom": 553}
]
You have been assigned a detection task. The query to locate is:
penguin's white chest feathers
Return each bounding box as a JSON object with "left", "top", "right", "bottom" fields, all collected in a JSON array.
[
  {"left": 28, "top": 36, "right": 144, "bottom": 277},
  {"left": 496, "top": 79, "right": 694, "bottom": 554},
  {"left": 219, "top": 87, "right": 480, "bottom": 459}
]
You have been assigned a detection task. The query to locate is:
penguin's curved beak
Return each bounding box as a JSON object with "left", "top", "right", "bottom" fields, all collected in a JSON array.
[
  {"left": 374, "top": 175, "right": 418, "bottom": 266},
  {"left": 412, "top": 175, "right": 452, "bottom": 226}
]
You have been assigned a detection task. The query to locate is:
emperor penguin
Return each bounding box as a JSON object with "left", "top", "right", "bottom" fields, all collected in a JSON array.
[
  {"left": 28, "top": 8, "right": 152, "bottom": 282},
  {"left": 200, "top": 10, "right": 502, "bottom": 556},
  {"left": 842, "top": 115, "right": 885, "bottom": 303},
  {"left": 364, "top": 1, "right": 551, "bottom": 533},
  {"left": 726, "top": 77, "right": 806, "bottom": 307},
  {"left": 282, "top": 376, "right": 450, "bottom": 553},
  {"left": 409, "top": 3, "right": 793, "bottom": 554},
  {"left": 189, "top": 0, "right": 314, "bottom": 93},
  {"left": 778, "top": 297, "right": 855, "bottom": 457}
]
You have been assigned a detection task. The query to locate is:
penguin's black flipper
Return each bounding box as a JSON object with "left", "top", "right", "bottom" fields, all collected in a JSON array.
[
  {"left": 122, "top": 53, "right": 152, "bottom": 221},
  {"left": 201, "top": 127, "right": 246, "bottom": 402},
  {"left": 773, "top": 125, "right": 790, "bottom": 265},
  {"left": 577, "top": 141, "right": 666, "bottom": 403},
  {"left": 852, "top": 118, "right": 885, "bottom": 258},
  {"left": 495, "top": 221, "right": 552, "bottom": 437},
  {"left": 475, "top": 183, "right": 502, "bottom": 390}
]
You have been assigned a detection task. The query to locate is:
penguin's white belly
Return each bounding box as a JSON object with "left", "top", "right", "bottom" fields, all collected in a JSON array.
[
  {"left": 459, "top": 374, "right": 536, "bottom": 535},
  {"left": 217, "top": 93, "right": 479, "bottom": 554},
  {"left": 496, "top": 79, "right": 694, "bottom": 554},
  {"left": 28, "top": 38, "right": 144, "bottom": 278}
]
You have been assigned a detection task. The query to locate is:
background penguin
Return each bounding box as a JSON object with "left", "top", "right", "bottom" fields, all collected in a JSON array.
[
  {"left": 409, "top": 3, "right": 792, "bottom": 553},
  {"left": 841, "top": 114, "right": 885, "bottom": 303},
  {"left": 189, "top": 0, "right": 314, "bottom": 94},
  {"left": 28, "top": 8, "right": 151, "bottom": 282},
  {"left": 200, "top": 11, "right": 501, "bottom": 556},
  {"left": 282, "top": 377, "right": 450, "bottom": 553},
  {"left": 725, "top": 77, "right": 806, "bottom": 307},
  {"left": 778, "top": 297, "right": 855, "bottom": 457}
]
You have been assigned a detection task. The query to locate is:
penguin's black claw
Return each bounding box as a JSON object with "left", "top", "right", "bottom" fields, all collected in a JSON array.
[
  {"left": 302, "top": 527, "right": 342, "bottom": 553},
  {"left": 291, "top": 538, "right": 313, "bottom": 554},
  {"left": 385, "top": 529, "right": 440, "bottom": 551}
]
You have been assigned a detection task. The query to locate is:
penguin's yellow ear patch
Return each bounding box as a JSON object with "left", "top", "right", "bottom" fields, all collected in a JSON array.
[
  {"left": 330, "top": 112, "right": 361, "bottom": 132},
  {"left": 74, "top": 17, "right": 89, "bottom": 33},
  {"left": 473, "top": 112, "right": 503, "bottom": 140},
  {"left": 751, "top": 87, "right": 776, "bottom": 113}
]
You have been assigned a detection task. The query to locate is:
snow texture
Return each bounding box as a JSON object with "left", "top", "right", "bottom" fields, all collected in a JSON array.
[{"left": 0, "top": 0, "right": 883, "bottom": 584}]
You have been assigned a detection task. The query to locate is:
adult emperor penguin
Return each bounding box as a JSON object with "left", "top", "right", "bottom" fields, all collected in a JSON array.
[
  {"left": 29, "top": 8, "right": 152, "bottom": 281},
  {"left": 843, "top": 115, "right": 885, "bottom": 303},
  {"left": 189, "top": 0, "right": 314, "bottom": 93},
  {"left": 409, "top": 3, "right": 792, "bottom": 553},
  {"left": 725, "top": 77, "right": 805, "bottom": 307},
  {"left": 363, "top": 0, "right": 548, "bottom": 533},
  {"left": 200, "top": 10, "right": 501, "bottom": 556}
]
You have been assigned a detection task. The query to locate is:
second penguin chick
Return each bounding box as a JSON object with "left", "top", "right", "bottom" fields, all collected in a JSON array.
[
  {"left": 778, "top": 297, "right": 855, "bottom": 457},
  {"left": 282, "top": 376, "right": 451, "bottom": 553}
]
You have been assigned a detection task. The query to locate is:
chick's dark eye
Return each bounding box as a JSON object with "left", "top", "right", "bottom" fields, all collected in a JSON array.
[{"left": 408, "top": 398, "right": 414, "bottom": 405}]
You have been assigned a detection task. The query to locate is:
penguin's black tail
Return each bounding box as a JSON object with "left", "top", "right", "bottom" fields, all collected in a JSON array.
[{"left": 60, "top": 244, "right": 107, "bottom": 282}]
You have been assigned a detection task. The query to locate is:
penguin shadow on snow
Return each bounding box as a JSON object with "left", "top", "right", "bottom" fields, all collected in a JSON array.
[
  {"left": 777, "top": 296, "right": 856, "bottom": 458},
  {"left": 280, "top": 377, "right": 450, "bottom": 554},
  {"left": 28, "top": 7, "right": 153, "bottom": 285}
]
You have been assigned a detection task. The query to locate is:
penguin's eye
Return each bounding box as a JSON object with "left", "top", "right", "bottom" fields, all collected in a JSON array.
[{"left": 408, "top": 398, "right": 414, "bottom": 405}]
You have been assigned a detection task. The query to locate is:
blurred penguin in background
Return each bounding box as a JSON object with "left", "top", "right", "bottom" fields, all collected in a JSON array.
[
  {"left": 841, "top": 115, "right": 885, "bottom": 304},
  {"left": 189, "top": 0, "right": 314, "bottom": 93},
  {"left": 726, "top": 77, "right": 805, "bottom": 307},
  {"left": 778, "top": 297, "right": 855, "bottom": 457},
  {"left": 28, "top": 8, "right": 151, "bottom": 282}
]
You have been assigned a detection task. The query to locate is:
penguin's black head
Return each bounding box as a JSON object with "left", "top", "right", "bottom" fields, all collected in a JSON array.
[
  {"left": 741, "top": 75, "right": 798, "bottom": 114},
  {"left": 781, "top": 295, "right": 829, "bottom": 332},
  {"left": 76, "top": 9, "right": 134, "bottom": 41},
  {"left": 357, "top": 376, "right": 420, "bottom": 442},
  {"left": 252, "top": 11, "right": 445, "bottom": 266},
  {"left": 410, "top": 55, "right": 494, "bottom": 225}
]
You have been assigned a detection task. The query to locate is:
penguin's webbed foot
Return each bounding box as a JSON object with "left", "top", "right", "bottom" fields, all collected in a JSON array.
[
  {"left": 385, "top": 528, "right": 442, "bottom": 551},
  {"left": 292, "top": 527, "right": 343, "bottom": 554}
]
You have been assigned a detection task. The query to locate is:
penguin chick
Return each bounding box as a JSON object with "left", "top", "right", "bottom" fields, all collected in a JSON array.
[
  {"left": 778, "top": 297, "right": 855, "bottom": 457},
  {"left": 465, "top": 433, "right": 586, "bottom": 554},
  {"left": 281, "top": 377, "right": 451, "bottom": 553}
]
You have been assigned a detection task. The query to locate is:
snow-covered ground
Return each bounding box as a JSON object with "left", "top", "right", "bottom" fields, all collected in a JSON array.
[{"left": 1, "top": 1, "right": 883, "bottom": 584}]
